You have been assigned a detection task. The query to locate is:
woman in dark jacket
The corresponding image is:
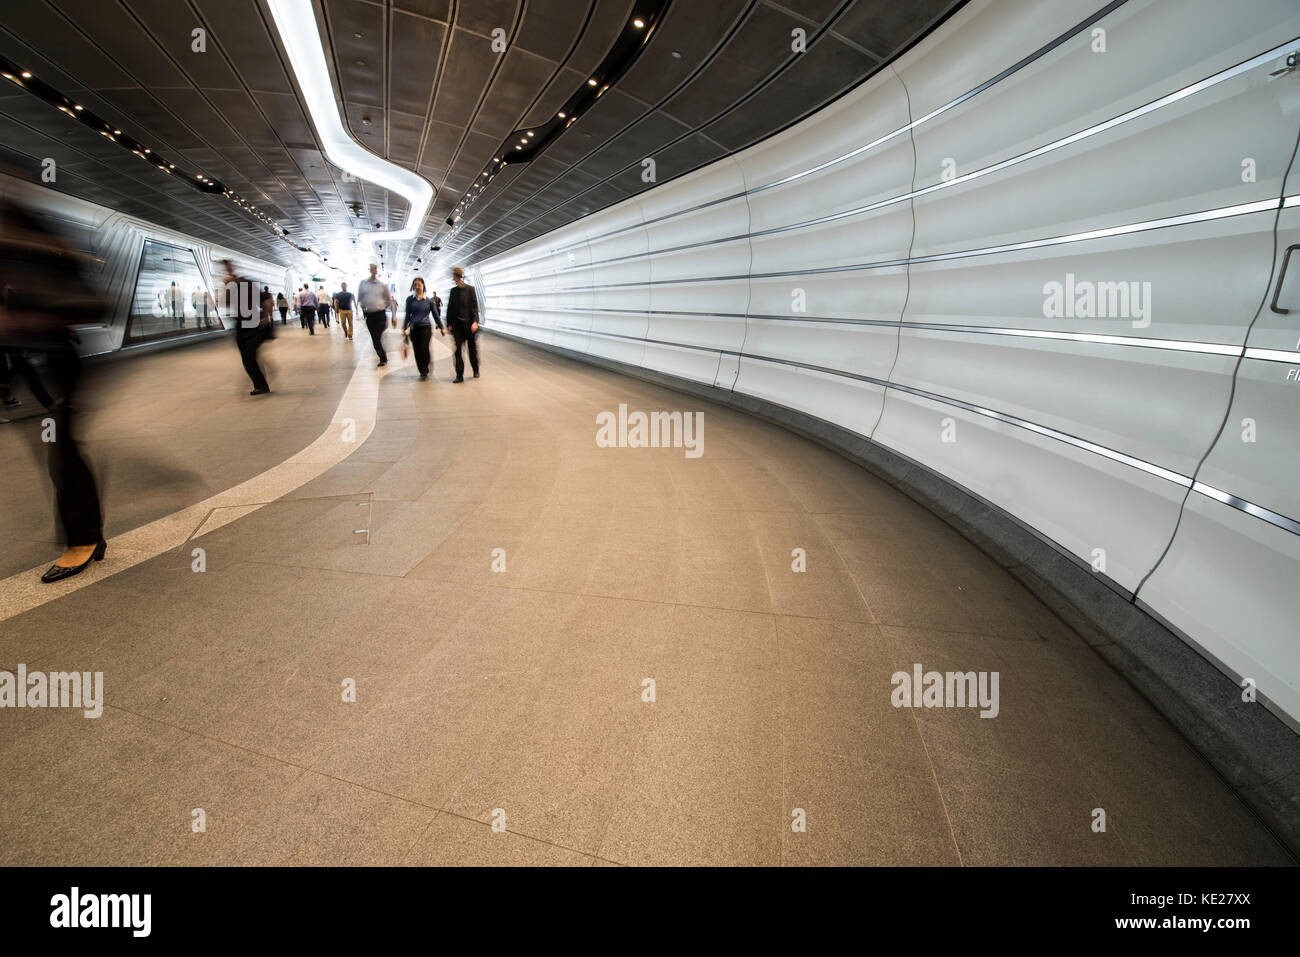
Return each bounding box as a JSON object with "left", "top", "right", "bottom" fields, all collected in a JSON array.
[
  {"left": 402, "top": 277, "right": 443, "bottom": 379},
  {"left": 0, "top": 199, "right": 107, "bottom": 582}
]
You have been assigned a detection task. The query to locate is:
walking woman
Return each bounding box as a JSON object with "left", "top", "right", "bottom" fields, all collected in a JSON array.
[
  {"left": 277, "top": 290, "right": 288, "bottom": 324},
  {"left": 402, "top": 277, "right": 443, "bottom": 379},
  {"left": 0, "top": 199, "right": 107, "bottom": 582}
]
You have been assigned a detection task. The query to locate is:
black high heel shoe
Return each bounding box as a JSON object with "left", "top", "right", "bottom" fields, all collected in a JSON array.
[{"left": 40, "top": 540, "right": 107, "bottom": 584}]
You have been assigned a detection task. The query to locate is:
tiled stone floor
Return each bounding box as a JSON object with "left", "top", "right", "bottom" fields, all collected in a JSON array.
[{"left": 0, "top": 328, "right": 1291, "bottom": 865}]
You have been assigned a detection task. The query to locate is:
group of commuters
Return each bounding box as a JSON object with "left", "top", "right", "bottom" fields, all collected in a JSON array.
[
  {"left": 233, "top": 263, "right": 481, "bottom": 393},
  {"left": 0, "top": 196, "right": 488, "bottom": 590},
  {"left": 159, "top": 281, "right": 217, "bottom": 329}
]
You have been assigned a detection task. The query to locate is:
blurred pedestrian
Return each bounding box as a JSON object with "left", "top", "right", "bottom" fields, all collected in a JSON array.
[
  {"left": 225, "top": 260, "right": 270, "bottom": 396},
  {"left": 0, "top": 198, "right": 107, "bottom": 582},
  {"left": 358, "top": 263, "right": 394, "bottom": 366}
]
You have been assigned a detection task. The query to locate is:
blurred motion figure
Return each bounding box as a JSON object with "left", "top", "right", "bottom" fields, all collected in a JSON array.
[
  {"left": 223, "top": 259, "right": 271, "bottom": 396},
  {"left": 0, "top": 198, "right": 107, "bottom": 582}
]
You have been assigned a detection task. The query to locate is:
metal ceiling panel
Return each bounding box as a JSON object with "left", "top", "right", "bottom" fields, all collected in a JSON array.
[
  {"left": 389, "top": 12, "right": 446, "bottom": 115},
  {"left": 0, "top": 0, "right": 965, "bottom": 270}
]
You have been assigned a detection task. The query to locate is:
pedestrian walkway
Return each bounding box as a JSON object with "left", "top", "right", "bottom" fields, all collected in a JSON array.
[{"left": 0, "top": 332, "right": 1289, "bottom": 865}]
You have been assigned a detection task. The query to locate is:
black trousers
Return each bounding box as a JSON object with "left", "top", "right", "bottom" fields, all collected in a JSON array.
[
  {"left": 409, "top": 325, "right": 432, "bottom": 375},
  {"left": 2, "top": 351, "right": 55, "bottom": 407},
  {"left": 278, "top": 306, "right": 288, "bottom": 325},
  {"left": 365, "top": 310, "right": 388, "bottom": 363},
  {"left": 39, "top": 348, "right": 103, "bottom": 546},
  {"left": 319, "top": 307, "right": 330, "bottom": 328},
  {"left": 451, "top": 328, "right": 478, "bottom": 379},
  {"left": 237, "top": 334, "right": 269, "bottom": 392},
  {"left": 301, "top": 305, "right": 316, "bottom": 333}
]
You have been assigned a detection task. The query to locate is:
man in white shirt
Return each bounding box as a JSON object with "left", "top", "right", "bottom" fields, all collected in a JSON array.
[{"left": 357, "top": 263, "right": 395, "bottom": 366}]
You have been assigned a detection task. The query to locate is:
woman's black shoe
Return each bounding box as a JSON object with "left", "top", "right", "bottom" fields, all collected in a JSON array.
[{"left": 40, "top": 540, "right": 107, "bottom": 583}]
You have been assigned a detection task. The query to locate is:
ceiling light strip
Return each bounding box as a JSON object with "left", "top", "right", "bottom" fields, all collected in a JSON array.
[
  {"left": 267, "top": 0, "right": 433, "bottom": 248},
  {"left": 426, "top": 0, "right": 669, "bottom": 255}
]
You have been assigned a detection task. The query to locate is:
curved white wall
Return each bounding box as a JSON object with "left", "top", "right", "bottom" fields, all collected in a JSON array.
[{"left": 474, "top": 0, "right": 1300, "bottom": 727}]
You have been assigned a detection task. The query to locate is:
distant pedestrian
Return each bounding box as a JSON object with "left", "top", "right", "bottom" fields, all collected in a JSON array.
[
  {"left": 298, "top": 284, "right": 317, "bottom": 334},
  {"left": 260, "top": 285, "right": 276, "bottom": 340},
  {"left": 170, "top": 280, "right": 185, "bottom": 327},
  {"left": 358, "top": 263, "right": 394, "bottom": 366},
  {"left": 334, "top": 283, "right": 355, "bottom": 340},
  {"left": 445, "top": 266, "right": 480, "bottom": 382},
  {"left": 277, "top": 291, "right": 288, "bottom": 324},
  {"left": 317, "top": 286, "right": 331, "bottom": 329}
]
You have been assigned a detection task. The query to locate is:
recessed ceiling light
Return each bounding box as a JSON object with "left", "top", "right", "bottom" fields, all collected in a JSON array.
[
  {"left": 353, "top": 32, "right": 362, "bottom": 39},
  {"left": 21, "top": 71, "right": 32, "bottom": 78},
  {"left": 73, "top": 104, "right": 83, "bottom": 110},
  {"left": 143, "top": 148, "right": 150, "bottom": 153},
  {"left": 526, "top": 131, "right": 533, "bottom": 137},
  {"left": 633, "top": 18, "right": 645, "bottom": 28},
  {"left": 671, "top": 50, "right": 681, "bottom": 58},
  {"left": 587, "top": 78, "right": 597, "bottom": 86},
  {"left": 113, "top": 129, "right": 121, "bottom": 134}
]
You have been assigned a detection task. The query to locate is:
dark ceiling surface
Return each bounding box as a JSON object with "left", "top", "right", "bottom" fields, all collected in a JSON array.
[{"left": 0, "top": 0, "right": 963, "bottom": 275}]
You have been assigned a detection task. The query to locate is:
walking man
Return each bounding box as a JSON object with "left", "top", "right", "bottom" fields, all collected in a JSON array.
[
  {"left": 445, "top": 266, "right": 480, "bottom": 382},
  {"left": 225, "top": 260, "right": 270, "bottom": 395},
  {"left": 358, "top": 263, "right": 394, "bottom": 366},
  {"left": 334, "top": 282, "right": 355, "bottom": 340},
  {"left": 299, "top": 284, "right": 317, "bottom": 334}
]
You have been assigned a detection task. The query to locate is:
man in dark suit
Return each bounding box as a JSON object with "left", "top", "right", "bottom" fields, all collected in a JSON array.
[
  {"left": 444, "top": 266, "right": 480, "bottom": 383},
  {"left": 223, "top": 260, "right": 270, "bottom": 396}
]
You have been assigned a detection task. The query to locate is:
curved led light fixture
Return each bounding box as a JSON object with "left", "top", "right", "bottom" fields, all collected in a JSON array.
[{"left": 267, "top": 0, "right": 433, "bottom": 251}]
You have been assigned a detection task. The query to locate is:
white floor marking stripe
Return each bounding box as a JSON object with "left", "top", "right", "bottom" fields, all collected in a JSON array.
[{"left": 0, "top": 335, "right": 450, "bottom": 623}]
